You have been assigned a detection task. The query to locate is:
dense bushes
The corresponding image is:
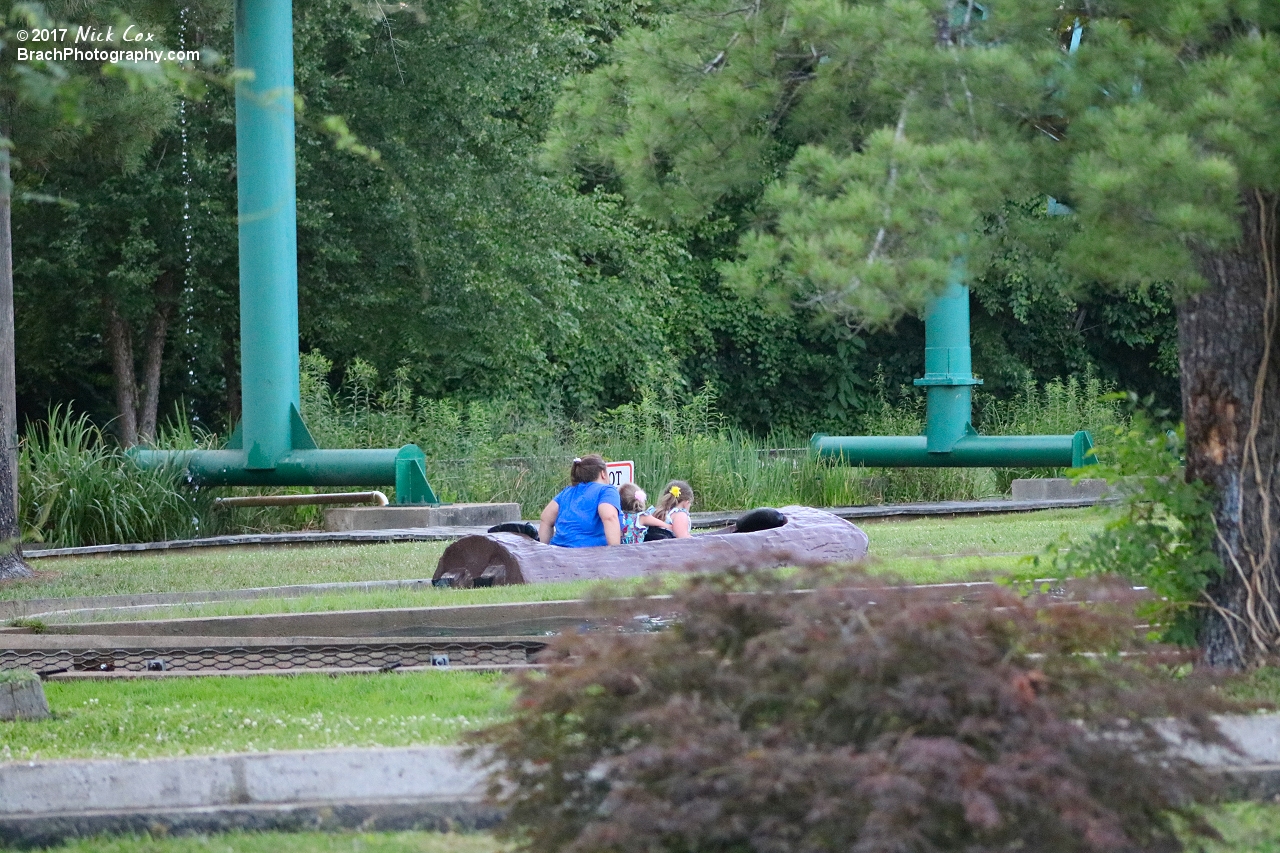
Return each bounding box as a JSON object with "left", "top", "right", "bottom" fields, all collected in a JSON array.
[
  {"left": 301, "top": 353, "right": 1128, "bottom": 515},
  {"left": 12, "top": 365, "right": 1128, "bottom": 547},
  {"left": 19, "top": 409, "right": 212, "bottom": 548},
  {"left": 1035, "top": 401, "right": 1222, "bottom": 647},
  {"left": 475, "top": 569, "right": 1225, "bottom": 853}
]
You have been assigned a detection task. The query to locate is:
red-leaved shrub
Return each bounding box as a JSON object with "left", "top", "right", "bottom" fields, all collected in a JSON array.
[{"left": 473, "top": 569, "right": 1230, "bottom": 853}]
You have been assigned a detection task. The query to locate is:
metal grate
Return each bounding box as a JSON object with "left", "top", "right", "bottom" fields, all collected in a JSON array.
[{"left": 0, "top": 639, "right": 544, "bottom": 675}]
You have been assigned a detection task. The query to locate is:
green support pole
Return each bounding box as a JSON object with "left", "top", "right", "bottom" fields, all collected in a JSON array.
[
  {"left": 235, "top": 0, "right": 300, "bottom": 470},
  {"left": 132, "top": 0, "right": 440, "bottom": 504},
  {"left": 914, "top": 263, "right": 982, "bottom": 453},
  {"left": 809, "top": 258, "right": 1095, "bottom": 469}
]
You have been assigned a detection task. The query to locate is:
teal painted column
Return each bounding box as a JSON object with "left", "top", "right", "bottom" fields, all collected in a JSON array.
[
  {"left": 235, "top": 0, "right": 300, "bottom": 470},
  {"left": 913, "top": 261, "right": 982, "bottom": 453}
]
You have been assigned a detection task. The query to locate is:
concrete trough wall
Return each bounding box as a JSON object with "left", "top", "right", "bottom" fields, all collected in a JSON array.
[
  {"left": 0, "top": 747, "right": 496, "bottom": 847},
  {"left": 4, "top": 717, "right": 1280, "bottom": 846}
]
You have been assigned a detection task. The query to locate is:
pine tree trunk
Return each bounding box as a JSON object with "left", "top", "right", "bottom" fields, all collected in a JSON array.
[
  {"left": 0, "top": 131, "right": 31, "bottom": 579},
  {"left": 1182, "top": 190, "right": 1280, "bottom": 669},
  {"left": 103, "top": 297, "right": 140, "bottom": 447}
]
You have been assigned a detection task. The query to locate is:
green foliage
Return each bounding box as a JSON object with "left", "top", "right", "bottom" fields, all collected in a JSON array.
[
  {"left": 979, "top": 372, "right": 1128, "bottom": 492},
  {"left": 1034, "top": 400, "right": 1221, "bottom": 645},
  {"left": 18, "top": 407, "right": 211, "bottom": 547},
  {"left": 10, "top": 0, "right": 1186, "bottom": 442},
  {"left": 550, "top": 0, "right": 1270, "bottom": 323},
  {"left": 302, "top": 354, "right": 1126, "bottom": 515}
]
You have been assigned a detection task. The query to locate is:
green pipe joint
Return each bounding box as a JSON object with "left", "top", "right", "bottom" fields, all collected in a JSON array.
[{"left": 810, "top": 431, "right": 1095, "bottom": 469}]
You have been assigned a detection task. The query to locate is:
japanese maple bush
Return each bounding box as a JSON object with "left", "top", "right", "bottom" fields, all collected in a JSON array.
[{"left": 475, "top": 570, "right": 1228, "bottom": 853}]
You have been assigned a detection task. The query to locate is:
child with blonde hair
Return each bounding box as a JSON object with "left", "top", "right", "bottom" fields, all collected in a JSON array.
[
  {"left": 618, "top": 483, "right": 665, "bottom": 545},
  {"left": 647, "top": 480, "right": 693, "bottom": 540}
]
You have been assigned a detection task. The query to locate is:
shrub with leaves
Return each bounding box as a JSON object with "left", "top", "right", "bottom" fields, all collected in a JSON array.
[
  {"left": 474, "top": 570, "right": 1226, "bottom": 853},
  {"left": 1038, "top": 398, "right": 1221, "bottom": 646}
]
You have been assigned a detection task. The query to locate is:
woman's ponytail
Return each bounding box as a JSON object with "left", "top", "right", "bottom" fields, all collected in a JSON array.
[{"left": 570, "top": 454, "right": 608, "bottom": 485}]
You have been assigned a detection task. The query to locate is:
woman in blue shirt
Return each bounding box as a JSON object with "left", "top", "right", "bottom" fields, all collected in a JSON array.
[{"left": 539, "top": 454, "right": 622, "bottom": 547}]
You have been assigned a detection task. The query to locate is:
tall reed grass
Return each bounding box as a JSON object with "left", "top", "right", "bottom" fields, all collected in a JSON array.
[
  {"left": 296, "top": 354, "right": 1127, "bottom": 516},
  {"left": 14, "top": 357, "right": 1128, "bottom": 547},
  {"left": 19, "top": 408, "right": 212, "bottom": 548},
  {"left": 978, "top": 372, "right": 1123, "bottom": 493}
]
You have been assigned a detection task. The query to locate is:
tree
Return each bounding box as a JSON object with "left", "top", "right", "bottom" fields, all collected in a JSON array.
[
  {"left": 1, "top": 0, "right": 194, "bottom": 575},
  {"left": 547, "top": 0, "right": 1280, "bottom": 667},
  {"left": 0, "top": 0, "right": 87, "bottom": 579}
]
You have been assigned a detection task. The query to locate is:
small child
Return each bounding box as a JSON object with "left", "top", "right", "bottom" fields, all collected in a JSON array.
[
  {"left": 648, "top": 480, "right": 694, "bottom": 539},
  {"left": 618, "top": 483, "right": 665, "bottom": 544}
]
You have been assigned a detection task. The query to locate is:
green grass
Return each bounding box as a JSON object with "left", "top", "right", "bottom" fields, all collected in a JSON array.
[
  {"left": 1186, "top": 802, "right": 1280, "bottom": 852},
  {"left": 15, "top": 832, "right": 504, "bottom": 853},
  {"left": 0, "top": 670, "right": 511, "bottom": 762},
  {"left": 11, "top": 804, "right": 1280, "bottom": 853},
  {"left": 4, "top": 509, "right": 1114, "bottom": 624},
  {"left": 1217, "top": 666, "right": 1280, "bottom": 706},
  {"left": 5, "top": 542, "right": 450, "bottom": 602},
  {"left": 4, "top": 509, "right": 1113, "bottom": 623}
]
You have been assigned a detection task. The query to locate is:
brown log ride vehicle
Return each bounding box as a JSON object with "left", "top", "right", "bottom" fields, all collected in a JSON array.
[{"left": 432, "top": 506, "right": 870, "bottom": 587}]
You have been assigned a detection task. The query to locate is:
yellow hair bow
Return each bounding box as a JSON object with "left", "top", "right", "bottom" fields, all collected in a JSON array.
[{"left": 670, "top": 486, "right": 681, "bottom": 498}]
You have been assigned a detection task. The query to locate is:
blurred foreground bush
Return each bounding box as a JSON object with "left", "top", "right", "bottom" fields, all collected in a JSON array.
[{"left": 475, "top": 569, "right": 1228, "bottom": 853}]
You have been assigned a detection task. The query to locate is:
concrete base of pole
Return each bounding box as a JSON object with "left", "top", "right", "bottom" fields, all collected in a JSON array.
[
  {"left": 1010, "top": 478, "right": 1109, "bottom": 501},
  {"left": 0, "top": 671, "right": 49, "bottom": 720},
  {"left": 324, "top": 504, "right": 520, "bottom": 532}
]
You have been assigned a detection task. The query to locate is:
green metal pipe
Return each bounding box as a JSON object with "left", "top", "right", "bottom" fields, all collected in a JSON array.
[
  {"left": 130, "top": 1, "right": 445, "bottom": 505},
  {"left": 135, "top": 449, "right": 397, "bottom": 486},
  {"left": 131, "top": 445, "right": 440, "bottom": 502},
  {"left": 913, "top": 264, "right": 982, "bottom": 453},
  {"left": 235, "top": 0, "right": 300, "bottom": 470},
  {"left": 810, "top": 432, "right": 1095, "bottom": 468}
]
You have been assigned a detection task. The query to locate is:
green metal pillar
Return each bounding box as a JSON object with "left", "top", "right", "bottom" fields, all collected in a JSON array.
[
  {"left": 132, "top": 0, "right": 440, "bottom": 504},
  {"left": 914, "top": 262, "right": 982, "bottom": 452},
  {"left": 809, "top": 258, "right": 1095, "bottom": 469},
  {"left": 235, "top": 0, "right": 301, "bottom": 470}
]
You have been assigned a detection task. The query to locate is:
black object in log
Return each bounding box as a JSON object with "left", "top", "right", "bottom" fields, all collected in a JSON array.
[
  {"left": 434, "top": 506, "right": 869, "bottom": 587},
  {"left": 488, "top": 521, "right": 539, "bottom": 540},
  {"left": 734, "top": 507, "right": 787, "bottom": 533}
]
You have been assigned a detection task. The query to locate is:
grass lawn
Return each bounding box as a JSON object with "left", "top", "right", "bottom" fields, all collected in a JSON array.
[
  {"left": 1188, "top": 801, "right": 1280, "bottom": 852},
  {"left": 11, "top": 802, "right": 1280, "bottom": 852},
  {"left": 0, "top": 670, "right": 511, "bottom": 762},
  {"left": 4, "top": 509, "right": 1112, "bottom": 622},
  {"left": 2, "top": 542, "right": 451, "bottom": 602},
  {"left": 14, "top": 832, "right": 505, "bottom": 853}
]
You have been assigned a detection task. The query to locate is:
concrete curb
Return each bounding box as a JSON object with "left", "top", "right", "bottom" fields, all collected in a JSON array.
[
  {"left": 3, "top": 716, "right": 1280, "bottom": 846},
  {"left": 0, "top": 746, "right": 495, "bottom": 847},
  {"left": 0, "top": 799, "right": 502, "bottom": 849}
]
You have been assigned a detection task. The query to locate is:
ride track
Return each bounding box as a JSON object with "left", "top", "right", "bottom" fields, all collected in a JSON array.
[{"left": 2, "top": 497, "right": 1127, "bottom": 678}]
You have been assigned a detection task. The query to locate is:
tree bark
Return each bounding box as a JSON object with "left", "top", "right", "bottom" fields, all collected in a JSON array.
[
  {"left": 137, "top": 273, "right": 177, "bottom": 444},
  {"left": 1182, "top": 190, "right": 1280, "bottom": 668},
  {"left": 0, "top": 128, "right": 32, "bottom": 579},
  {"left": 103, "top": 297, "right": 139, "bottom": 447}
]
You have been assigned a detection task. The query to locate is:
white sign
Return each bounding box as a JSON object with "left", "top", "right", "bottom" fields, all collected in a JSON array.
[{"left": 606, "top": 461, "right": 634, "bottom": 488}]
